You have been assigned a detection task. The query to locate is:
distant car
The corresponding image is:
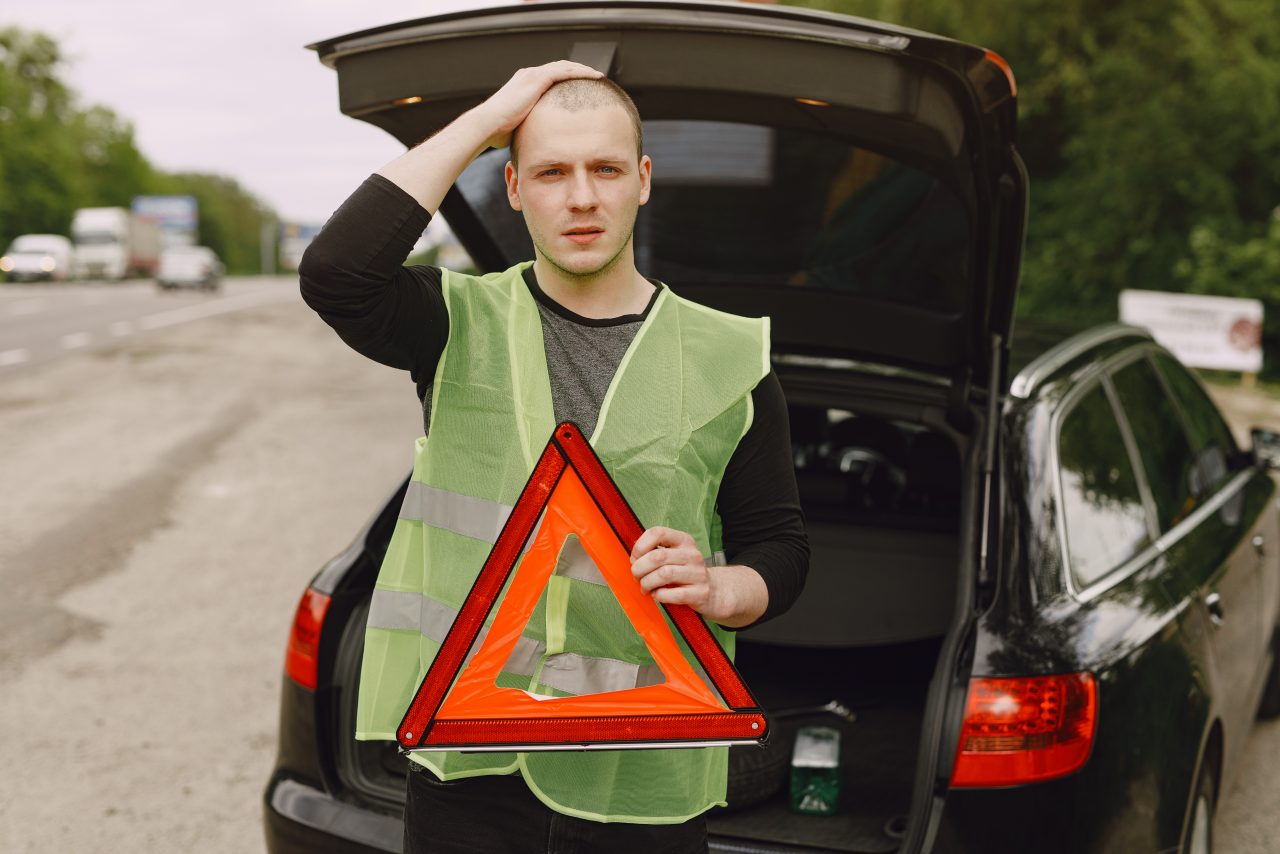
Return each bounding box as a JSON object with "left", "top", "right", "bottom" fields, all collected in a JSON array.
[
  {"left": 265, "top": 4, "right": 1280, "bottom": 853},
  {"left": 0, "top": 234, "right": 74, "bottom": 283},
  {"left": 156, "top": 246, "right": 223, "bottom": 291}
]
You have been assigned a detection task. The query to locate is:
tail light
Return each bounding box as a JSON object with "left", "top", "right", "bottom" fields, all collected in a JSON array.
[
  {"left": 950, "top": 672, "right": 1097, "bottom": 787},
  {"left": 284, "top": 588, "right": 331, "bottom": 690}
]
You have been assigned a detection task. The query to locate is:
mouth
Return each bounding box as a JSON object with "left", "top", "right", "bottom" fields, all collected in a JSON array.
[{"left": 563, "top": 227, "right": 605, "bottom": 245}]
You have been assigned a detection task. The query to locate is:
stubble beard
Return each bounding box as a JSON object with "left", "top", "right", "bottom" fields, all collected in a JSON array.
[{"left": 528, "top": 209, "right": 639, "bottom": 283}]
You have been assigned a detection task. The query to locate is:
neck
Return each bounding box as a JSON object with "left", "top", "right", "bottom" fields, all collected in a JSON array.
[{"left": 532, "top": 246, "right": 654, "bottom": 320}]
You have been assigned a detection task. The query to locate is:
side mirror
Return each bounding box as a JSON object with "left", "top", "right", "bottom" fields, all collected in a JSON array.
[{"left": 1251, "top": 427, "right": 1280, "bottom": 470}]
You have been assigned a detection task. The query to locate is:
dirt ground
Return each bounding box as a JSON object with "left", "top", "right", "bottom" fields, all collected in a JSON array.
[{"left": 1, "top": 291, "right": 1278, "bottom": 852}]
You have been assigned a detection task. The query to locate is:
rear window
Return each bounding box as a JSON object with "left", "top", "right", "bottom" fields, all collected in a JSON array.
[
  {"left": 791, "top": 406, "right": 960, "bottom": 531},
  {"left": 1057, "top": 382, "right": 1153, "bottom": 589},
  {"left": 1108, "top": 359, "right": 1197, "bottom": 532},
  {"left": 1151, "top": 352, "right": 1239, "bottom": 496},
  {"left": 455, "top": 120, "right": 971, "bottom": 314}
]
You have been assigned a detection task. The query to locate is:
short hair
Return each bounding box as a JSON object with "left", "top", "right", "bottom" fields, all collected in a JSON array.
[{"left": 511, "top": 77, "right": 644, "bottom": 169}]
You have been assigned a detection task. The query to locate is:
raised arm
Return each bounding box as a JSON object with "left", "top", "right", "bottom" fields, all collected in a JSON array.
[{"left": 376, "top": 60, "right": 604, "bottom": 215}]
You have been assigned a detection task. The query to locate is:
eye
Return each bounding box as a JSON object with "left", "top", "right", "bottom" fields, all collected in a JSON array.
[
  {"left": 538, "top": 168, "right": 561, "bottom": 177},
  {"left": 599, "top": 166, "right": 620, "bottom": 174}
]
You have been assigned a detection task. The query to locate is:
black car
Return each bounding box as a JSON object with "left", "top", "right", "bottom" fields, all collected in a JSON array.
[{"left": 264, "top": 3, "right": 1280, "bottom": 852}]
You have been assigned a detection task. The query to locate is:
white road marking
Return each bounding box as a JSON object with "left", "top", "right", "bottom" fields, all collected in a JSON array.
[
  {"left": 110, "top": 321, "right": 134, "bottom": 336},
  {"left": 8, "top": 300, "right": 45, "bottom": 316},
  {"left": 138, "top": 289, "right": 294, "bottom": 331},
  {"left": 0, "top": 348, "right": 30, "bottom": 366},
  {"left": 61, "top": 332, "right": 91, "bottom": 349}
]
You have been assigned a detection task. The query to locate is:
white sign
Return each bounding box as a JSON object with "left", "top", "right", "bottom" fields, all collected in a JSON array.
[{"left": 1119, "top": 289, "right": 1263, "bottom": 372}]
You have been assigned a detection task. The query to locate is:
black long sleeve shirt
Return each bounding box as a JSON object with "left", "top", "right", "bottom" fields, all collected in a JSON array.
[{"left": 299, "top": 174, "right": 808, "bottom": 627}]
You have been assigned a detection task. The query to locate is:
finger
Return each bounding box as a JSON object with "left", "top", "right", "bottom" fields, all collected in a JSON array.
[
  {"left": 631, "top": 545, "right": 703, "bottom": 580},
  {"left": 630, "top": 526, "right": 690, "bottom": 561},
  {"left": 652, "top": 584, "right": 709, "bottom": 609},
  {"left": 637, "top": 563, "right": 707, "bottom": 594}
]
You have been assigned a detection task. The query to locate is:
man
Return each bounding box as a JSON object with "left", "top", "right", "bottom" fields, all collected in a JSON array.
[{"left": 300, "top": 61, "right": 808, "bottom": 853}]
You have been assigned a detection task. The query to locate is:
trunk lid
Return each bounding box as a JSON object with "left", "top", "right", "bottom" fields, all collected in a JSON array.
[{"left": 308, "top": 0, "right": 1024, "bottom": 387}]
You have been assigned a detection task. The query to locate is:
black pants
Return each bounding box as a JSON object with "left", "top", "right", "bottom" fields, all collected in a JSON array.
[{"left": 403, "top": 764, "right": 709, "bottom": 854}]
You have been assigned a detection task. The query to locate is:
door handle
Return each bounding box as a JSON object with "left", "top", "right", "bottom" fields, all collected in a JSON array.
[
  {"left": 1254, "top": 534, "right": 1266, "bottom": 558},
  {"left": 1205, "top": 592, "right": 1225, "bottom": 627}
]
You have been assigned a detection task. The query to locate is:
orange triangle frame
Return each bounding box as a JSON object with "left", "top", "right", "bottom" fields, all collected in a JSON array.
[{"left": 397, "top": 422, "right": 768, "bottom": 752}]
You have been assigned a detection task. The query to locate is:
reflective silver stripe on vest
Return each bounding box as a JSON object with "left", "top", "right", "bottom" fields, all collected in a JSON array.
[
  {"left": 554, "top": 537, "right": 729, "bottom": 587},
  {"left": 367, "top": 589, "right": 545, "bottom": 676},
  {"left": 539, "top": 653, "right": 666, "bottom": 695},
  {"left": 398, "top": 481, "right": 514, "bottom": 544}
]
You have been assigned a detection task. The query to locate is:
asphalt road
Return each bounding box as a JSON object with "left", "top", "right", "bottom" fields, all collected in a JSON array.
[
  {"left": 0, "top": 277, "right": 298, "bottom": 371},
  {"left": 0, "top": 290, "right": 1278, "bottom": 851}
]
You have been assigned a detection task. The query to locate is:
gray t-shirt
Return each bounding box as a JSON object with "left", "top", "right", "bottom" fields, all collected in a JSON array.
[{"left": 422, "top": 268, "right": 660, "bottom": 438}]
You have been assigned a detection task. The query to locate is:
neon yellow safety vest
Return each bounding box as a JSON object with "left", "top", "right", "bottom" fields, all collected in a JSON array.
[{"left": 355, "top": 260, "right": 770, "bottom": 823}]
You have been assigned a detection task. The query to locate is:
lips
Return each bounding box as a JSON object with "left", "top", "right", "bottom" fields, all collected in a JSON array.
[{"left": 563, "top": 226, "right": 604, "bottom": 245}]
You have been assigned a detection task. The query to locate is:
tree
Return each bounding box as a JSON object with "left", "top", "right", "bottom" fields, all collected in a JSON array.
[
  {"left": 0, "top": 26, "right": 279, "bottom": 275},
  {"left": 783, "top": 1, "right": 1280, "bottom": 368}
]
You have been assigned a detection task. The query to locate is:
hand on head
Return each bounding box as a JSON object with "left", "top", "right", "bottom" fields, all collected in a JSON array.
[{"left": 478, "top": 60, "right": 606, "bottom": 150}]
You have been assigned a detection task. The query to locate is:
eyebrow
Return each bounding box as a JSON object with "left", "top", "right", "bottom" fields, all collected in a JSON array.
[{"left": 528, "top": 157, "right": 630, "bottom": 170}]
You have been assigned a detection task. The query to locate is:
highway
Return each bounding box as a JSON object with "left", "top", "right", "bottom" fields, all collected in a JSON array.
[{"left": 0, "top": 277, "right": 299, "bottom": 371}]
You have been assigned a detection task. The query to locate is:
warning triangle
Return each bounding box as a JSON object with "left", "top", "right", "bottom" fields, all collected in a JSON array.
[{"left": 397, "top": 421, "right": 768, "bottom": 752}]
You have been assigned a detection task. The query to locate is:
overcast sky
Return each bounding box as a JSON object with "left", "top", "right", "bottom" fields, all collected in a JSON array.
[{"left": 5, "top": 0, "right": 508, "bottom": 225}]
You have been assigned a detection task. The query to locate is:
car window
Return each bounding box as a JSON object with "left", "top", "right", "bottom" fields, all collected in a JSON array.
[
  {"left": 1058, "top": 383, "right": 1153, "bottom": 589},
  {"left": 455, "top": 119, "right": 971, "bottom": 314},
  {"left": 1151, "top": 353, "right": 1239, "bottom": 496},
  {"left": 1108, "top": 359, "right": 1197, "bottom": 531}
]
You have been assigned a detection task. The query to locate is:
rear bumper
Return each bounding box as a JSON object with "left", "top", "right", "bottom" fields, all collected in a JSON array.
[{"left": 263, "top": 773, "right": 402, "bottom": 854}]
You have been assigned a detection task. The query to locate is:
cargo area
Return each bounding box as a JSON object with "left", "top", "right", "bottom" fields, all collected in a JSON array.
[{"left": 704, "top": 398, "right": 963, "bottom": 852}]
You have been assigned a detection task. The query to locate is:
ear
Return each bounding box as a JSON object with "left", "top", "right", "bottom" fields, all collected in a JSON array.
[
  {"left": 637, "top": 154, "right": 652, "bottom": 206},
  {"left": 505, "top": 161, "right": 522, "bottom": 211}
]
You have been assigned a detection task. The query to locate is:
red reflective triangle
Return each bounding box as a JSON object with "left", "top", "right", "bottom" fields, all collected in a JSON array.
[{"left": 397, "top": 421, "right": 768, "bottom": 751}]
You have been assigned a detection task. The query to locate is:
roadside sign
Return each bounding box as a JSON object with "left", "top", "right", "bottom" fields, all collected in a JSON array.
[
  {"left": 397, "top": 422, "right": 768, "bottom": 752},
  {"left": 279, "top": 223, "right": 322, "bottom": 271},
  {"left": 132, "top": 195, "right": 198, "bottom": 247},
  {"left": 1120, "top": 289, "right": 1263, "bottom": 373}
]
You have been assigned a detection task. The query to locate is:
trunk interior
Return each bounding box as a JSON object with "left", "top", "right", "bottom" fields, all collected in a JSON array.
[
  {"left": 333, "top": 376, "right": 967, "bottom": 854},
  {"left": 707, "top": 384, "right": 964, "bottom": 852}
]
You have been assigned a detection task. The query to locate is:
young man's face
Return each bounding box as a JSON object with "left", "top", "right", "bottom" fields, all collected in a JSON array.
[{"left": 505, "top": 100, "right": 651, "bottom": 280}]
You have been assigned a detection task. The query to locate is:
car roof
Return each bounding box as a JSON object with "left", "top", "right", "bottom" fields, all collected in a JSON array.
[{"left": 1008, "top": 323, "right": 1157, "bottom": 400}]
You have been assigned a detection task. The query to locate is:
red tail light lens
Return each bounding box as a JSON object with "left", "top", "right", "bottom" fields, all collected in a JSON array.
[
  {"left": 284, "top": 588, "right": 331, "bottom": 690},
  {"left": 950, "top": 672, "right": 1097, "bottom": 787}
]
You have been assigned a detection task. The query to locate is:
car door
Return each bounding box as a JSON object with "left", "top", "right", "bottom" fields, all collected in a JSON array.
[
  {"left": 1109, "top": 352, "right": 1263, "bottom": 757},
  {"left": 1151, "top": 351, "right": 1279, "bottom": 690}
]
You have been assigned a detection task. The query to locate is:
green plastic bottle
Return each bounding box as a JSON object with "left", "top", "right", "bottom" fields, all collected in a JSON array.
[{"left": 789, "top": 725, "right": 842, "bottom": 815}]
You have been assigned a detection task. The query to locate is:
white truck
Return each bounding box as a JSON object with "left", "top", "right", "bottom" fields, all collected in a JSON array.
[{"left": 71, "top": 207, "right": 163, "bottom": 281}]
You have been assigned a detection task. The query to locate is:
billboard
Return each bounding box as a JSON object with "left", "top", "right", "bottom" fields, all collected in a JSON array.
[
  {"left": 132, "top": 195, "right": 199, "bottom": 247},
  {"left": 279, "top": 222, "right": 323, "bottom": 271},
  {"left": 1119, "top": 289, "right": 1263, "bottom": 373}
]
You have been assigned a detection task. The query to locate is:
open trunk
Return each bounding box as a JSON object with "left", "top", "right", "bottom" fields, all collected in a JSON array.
[
  {"left": 704, "top": 373, "right": 967, "bottom": 852},
  {"left": 329, "top": 369, "right": 971, "bottom": 854}
]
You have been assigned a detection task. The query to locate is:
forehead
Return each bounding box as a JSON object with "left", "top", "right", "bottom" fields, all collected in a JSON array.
[{"left": 518, "top": 101, "right": 636, "bottom": 164}]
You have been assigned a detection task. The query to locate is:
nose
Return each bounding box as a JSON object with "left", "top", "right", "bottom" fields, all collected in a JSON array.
[{"left": 566, "top": 169, "right": 598, "bottom": 211}]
